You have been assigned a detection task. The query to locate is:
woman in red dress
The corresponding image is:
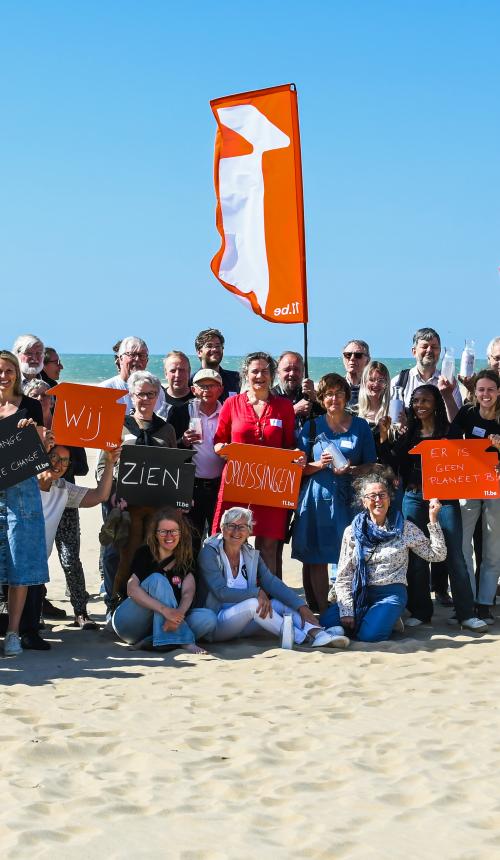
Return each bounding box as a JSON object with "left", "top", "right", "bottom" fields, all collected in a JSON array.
[{"left": 212, "top": 352, "right": 299, "bottom": 574}]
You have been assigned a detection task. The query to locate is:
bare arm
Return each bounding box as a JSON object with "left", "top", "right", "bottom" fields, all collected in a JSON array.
[
  {"left": 80, "top": 447, "right": 122, "bottom": 508},
  {"left": 126, "top": 574, "right": 184, "bottom": 624},
  {"left": 178, "top": 573, "right": 196, "bottom": 615}
]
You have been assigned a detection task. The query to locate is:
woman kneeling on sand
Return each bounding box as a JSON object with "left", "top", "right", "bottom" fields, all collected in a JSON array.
[
  {"left": 320, "top": 471, "right": 447, "bottom": 642},
  {"left": 112, "top": 508, "right": 217, "bottom": 653},
  {"left": 197, "top": 507, "right": 349, "bottom": 648}
]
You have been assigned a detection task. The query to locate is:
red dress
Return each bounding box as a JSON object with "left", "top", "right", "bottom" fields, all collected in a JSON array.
[{"left": 211, "top": 392, "right": 297, "bottom": 539}]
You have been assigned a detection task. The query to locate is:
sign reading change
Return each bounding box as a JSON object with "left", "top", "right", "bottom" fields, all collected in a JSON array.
[
  {"left": 51, "top": 382, "right": 126, "bottom": 450},
  {"left": 409, "top": 439, "right": 500, "bottom": 500},
  {"left": 221, "top": 443, "right": 303, "bottom": 509},
  {"left": 0, "top": 413, "right": 50, "bottom": 490},
  {"left": 116, "top": 446, "right": 196, "bottom": 509}
]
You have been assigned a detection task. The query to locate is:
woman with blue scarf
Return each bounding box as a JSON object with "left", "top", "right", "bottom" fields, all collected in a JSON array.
[{"left": 319, "top": 471, "right": 447, "bottom": 642}]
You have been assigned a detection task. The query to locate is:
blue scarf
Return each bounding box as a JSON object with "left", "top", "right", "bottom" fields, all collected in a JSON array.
[{"left": 351, "top": 509, "right": 404, "bottom": 634}]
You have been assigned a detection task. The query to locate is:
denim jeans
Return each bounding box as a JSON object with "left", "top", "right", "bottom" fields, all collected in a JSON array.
[
  {"left": 403, "top": 490, "right": 474, "bottom": 622},
  {"left": 0, "top": 478, "right": 49, "bottom": 586},
  {"left": 319, "top": 584, "right": 407, "bottom": 642},
  {"left": 112, "top": 573, "right": 217, "bottom": 647},
  {"left": 460, "top": 499, "right": 500, "bottom": 606}
]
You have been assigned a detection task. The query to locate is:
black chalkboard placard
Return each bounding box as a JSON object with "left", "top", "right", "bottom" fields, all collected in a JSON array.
[
  {"left": 0, "top": 413, "right": 50, "bottom": 490},
  {"left": 116, "top": 446, "right": 196, "bottom": 509}
]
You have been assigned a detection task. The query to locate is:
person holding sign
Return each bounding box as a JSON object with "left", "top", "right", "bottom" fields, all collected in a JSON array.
[
  {"left": 449, "top": 370, "right": 500, "bottom": 622},
  {"left": 0, "top": 350, "right": 50, "bottom": 656},
  {"left": 379, "top": 385, "right": 486, "bottom": 631},
  {"left": 112, "top": 508, "right": 216, "bottom": 653},
  {"left": 198, "top": 507, "right": 349, "bottom": 648},
  {"left": 319, "top": 473, "right": 447, "bottom": 641},
  {"left": 212, "top": 352, "right": 299, "bottom": 574},
  {"left": 291, "top": 373, "right": 376, "bottom": 613}
]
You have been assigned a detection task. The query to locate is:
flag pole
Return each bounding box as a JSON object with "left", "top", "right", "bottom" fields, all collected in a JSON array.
[{"left": 303, "top": 322, "right": 309, "bottom": 378}]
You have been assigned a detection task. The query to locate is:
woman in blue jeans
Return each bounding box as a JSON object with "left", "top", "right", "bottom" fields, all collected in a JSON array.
[
  {"left": 112, "top": 507, "right": 216, "bottom": 653},
  {"left": 320, "top": 471, "right": 447, "bottom": 641},
  {"left": 379, "top": 385, "right": 487, "bottom": 631}
]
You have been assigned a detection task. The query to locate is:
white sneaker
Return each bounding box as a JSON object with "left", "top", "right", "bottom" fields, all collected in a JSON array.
[
  {"left": 405, "top": 617, "right": 424, "bottom": 627},
  {"left": 326, "top": 625, "right": 347, "bottom": 638},
  {"left": 461, "top": 617, "right": 488, "bottom": 632},
  {"left": 311, "top": 629, "right": 350, "bottom": 649},
  {"left": 4, "top": 631, "right": 23, "bottom": 657}
]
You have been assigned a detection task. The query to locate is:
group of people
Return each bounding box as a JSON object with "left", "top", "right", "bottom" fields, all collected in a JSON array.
[{"left": 1, "top": 326, "right": 500, "bottom": 658}]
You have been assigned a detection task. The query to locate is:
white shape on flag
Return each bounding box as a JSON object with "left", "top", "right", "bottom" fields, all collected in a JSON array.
[{"left": 215, "top": 104, "right": 290, "bottom": 313}]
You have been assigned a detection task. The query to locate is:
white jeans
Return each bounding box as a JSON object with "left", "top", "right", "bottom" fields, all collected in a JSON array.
[
  {"left": 213, "top": 597, "right": 316, "bottom": 644},
  {"left": 460, "top": 498, "right": 500, "bottom": 605}
]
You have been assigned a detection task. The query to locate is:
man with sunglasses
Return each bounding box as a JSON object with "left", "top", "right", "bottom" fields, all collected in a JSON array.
[
  {"left": 41, "top": 347, "right": 64, "bottom": 387},
  {"left": 342, "top": 339, "right": 371, "bottom": 408}
]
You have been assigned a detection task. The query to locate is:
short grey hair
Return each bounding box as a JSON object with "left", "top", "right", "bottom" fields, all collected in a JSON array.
[
  {"left": 486, "top": 337, "right": 500, "bottom": 357},
  {"left": 342, "top": 339, "right": 370, "bottom": 357},
  {"left": 127, "top": 370, "right": 161, "bottom": 395},
  {"left": 24, "top": 379, "right": 51, "bottom": 397},
  {"left": 220, "top": 506, "right": 254, "bottom": 531},
  {"left": 118, "top": 336, "right": 148, "bottom": 356},
  {"left": 12, "top": 334, "right": 44, "bottom": 355}
]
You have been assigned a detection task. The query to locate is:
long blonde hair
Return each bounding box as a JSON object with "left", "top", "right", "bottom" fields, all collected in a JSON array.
[
  {"left": 0, "top": 350, "right": 23, "bottom": 397},
  {"left": 357, "top": 361, "right": 390, "bottom": 424}
]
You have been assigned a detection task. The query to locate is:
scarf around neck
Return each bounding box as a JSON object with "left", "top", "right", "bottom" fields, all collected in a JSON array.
[{"left": 351, "top": 508, "right": 404, "bottom": 634}]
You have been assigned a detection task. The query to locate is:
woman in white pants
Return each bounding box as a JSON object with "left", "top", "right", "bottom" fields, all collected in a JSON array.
[{"left": 197, "top": 507, "right": 349, "bottom": 649}]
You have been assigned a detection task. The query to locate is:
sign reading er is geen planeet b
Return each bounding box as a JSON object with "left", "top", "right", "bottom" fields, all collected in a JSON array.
[{"left": 409, "top": 439, "right": 500, "bottom": 500}]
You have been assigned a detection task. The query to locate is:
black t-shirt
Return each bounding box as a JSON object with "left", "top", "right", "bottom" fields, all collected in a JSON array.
[
  {"left": 449, "top": 404, "right": 500, "bottom": 442},
  {"left": 129, "top": 545, "right": 190, "bottom": 603},
  {"left": 18, "top": 394, "right": 44, "bottom": 426},
  {"left": 163, "top": 389, "right": 194, "bottom": 410}
]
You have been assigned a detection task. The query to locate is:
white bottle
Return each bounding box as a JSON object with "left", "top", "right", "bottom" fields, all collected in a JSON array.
[
  {"left": 441, "top": 347, "right": 455, "bottom": 383},
  {"left": 460, "top": 340, "right": 475, "bottom": 378},
  {"left": 389, "top": 385, "right": 404, "bottom": 424},
  {"left": 280, "top": 613, "right": 294, "bottom": 650},
  {"left": 325, "top": 441, "right": 349, "bottom": 469}
]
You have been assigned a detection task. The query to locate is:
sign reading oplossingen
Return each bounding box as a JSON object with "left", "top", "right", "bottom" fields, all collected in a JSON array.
[
  {"left": 116, "top": 446, "right": 196, "bottom": 509},
  {"left": 221, "top": 443, "right": 303, "bottom": 509},
  {"left": 0, "top": 412, "right": 50, "bottom": 490},
  {"left": 410, "top": 439, "right": 500, "bottom": 500}
]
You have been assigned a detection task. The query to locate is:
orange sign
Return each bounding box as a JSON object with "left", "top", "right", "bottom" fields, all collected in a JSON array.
[
  {"left": 211, "top": 84, "right": 307, "bottom": 324},
  {"left": 51, "top": 383, "right": 126, "bottom": 450},
  {"left": 409, "top": 439, "right": 500, "bottom": 500},
  {"left": 221, "top": 443, "right": 303, "bottom": 509}
]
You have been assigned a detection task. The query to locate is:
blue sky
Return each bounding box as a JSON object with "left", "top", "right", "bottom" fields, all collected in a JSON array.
[{"left": 2, "top": 1, "right": 499, "bottom": 359}]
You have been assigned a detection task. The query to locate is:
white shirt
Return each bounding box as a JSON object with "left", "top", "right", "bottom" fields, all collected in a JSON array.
[
  {"left": 390, "top": 366, "right": 462, "bottom": 408},
  {"left": 41, "top": 479, "right": 89, "bottom": 557},
  {"left": 98, "top": 375, "right": 168, "bottom": 418},
  {"left": 189, "top": 401, "right": 224, "bottom": 479},
  {"left": 222, "top": 549, "right": 248, "bottom": 590}
]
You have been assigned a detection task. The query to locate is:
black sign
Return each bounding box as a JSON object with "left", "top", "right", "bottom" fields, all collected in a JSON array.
[
  {"left": 0, "top": 413, "right": 51, "bottom": 490},
  {"left": 116, "top": 446, "right": 196, "bottom": 509}
]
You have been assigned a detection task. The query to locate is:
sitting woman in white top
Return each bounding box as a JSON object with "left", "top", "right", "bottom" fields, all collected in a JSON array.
[
  {"left": 37, "top": 444, "right": 121, "bottom": 629},
  {"left": 197, "top": 507, "right": 350, "bottom": 649},
  {"left": 319, "top": 470, "right": 447, "bottom": 642}
]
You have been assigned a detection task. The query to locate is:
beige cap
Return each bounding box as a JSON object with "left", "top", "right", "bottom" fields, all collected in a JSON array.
[{"left": 192, "top": 368, "right": 223, "bottom": 386}]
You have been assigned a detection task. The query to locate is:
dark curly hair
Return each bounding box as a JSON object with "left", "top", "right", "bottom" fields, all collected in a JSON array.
[{"left": 407, "top": 384, "right": 449, "bottom": 442}]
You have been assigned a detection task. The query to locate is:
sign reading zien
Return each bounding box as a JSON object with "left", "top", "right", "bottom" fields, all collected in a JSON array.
[
  {"left": 221, "top": 443, "right": 302, "bottom": 509},
  {"left": 409, "top": 439, "right": 500, "bottom": 500}
]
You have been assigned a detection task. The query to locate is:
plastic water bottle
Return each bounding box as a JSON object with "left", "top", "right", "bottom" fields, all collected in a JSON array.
[
  {"left": 389, "top": 385, "right": 405, "bottom": 423},
  {"left": 441, "top": 347, "right": 455, "bottom": 383},
  {"left": 280, "top": 612, "right": 294, "bottom": 650},
  {"left": 460, "top": 340, "right": 475, "bottom": 378},
  {"left": 325, "top": 441, "right": 349, "bottom": 469}
]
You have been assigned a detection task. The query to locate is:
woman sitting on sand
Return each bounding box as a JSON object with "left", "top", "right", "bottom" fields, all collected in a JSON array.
[
  {"left": 112, "top": 508, "right": 217, "bottom": 653},
  {"left": 319, "top": 470, "right": 447, "bottom": 642},
  {"left": 197, "top": 507, "right": 350, "bottom": 649}
]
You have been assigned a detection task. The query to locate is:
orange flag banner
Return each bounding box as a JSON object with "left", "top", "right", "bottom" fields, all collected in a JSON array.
[
  {"left": 210, "top": 84, "right": 308, "bottom": 324},
  {"left": 409, "top": 439, "right": 500, "bottom": 500},
  {"left": 51, "top": 383, "right": 126, "bottom": 450},
  {"left": 221, "top": 443, "right": 303, "bottom": 509}
]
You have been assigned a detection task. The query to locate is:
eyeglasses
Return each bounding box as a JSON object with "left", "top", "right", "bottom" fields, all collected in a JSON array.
[
  {"left": 364, "top": 492, "right": 389, "bottom": 501},
  {"left": 156, "top": 528, "right": 180, "bottom": 537},
  {"left": 134, "top": 391, "right": 157, "bottom": 400},
  {"left": 122, "top": 351, "right": 148, "bottom": 360},
  {"left": 224, "top": 523, "right": 250, "bottom": 533},
  {"left": 23, "top": 350, "right": 43, "bottom": 358},
  {"left": 196, "top": 383, "right": 220, "bottom": 390},
  {"left": 343, "top": 351, "right": 367, "bottom": 360},
  {"left": 46, "top": 358, "right": 62, "bottom": 366},
  {"left": 49, "top": 453, "right": 71, "bottom": 467}
]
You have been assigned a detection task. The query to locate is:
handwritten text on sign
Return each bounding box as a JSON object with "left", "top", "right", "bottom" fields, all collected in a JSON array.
[
  {"left": 409, "top": 439, "right": 500, "bottom": 500},
  {"left": 0, "top": 413, "right": 50, "bottom": 490},
  {"left": 221, "top": 443, "right": 302, "bottom": 509},
  {"left": 51, "top": 382, "right": 126, "bottom": 450},
  {"left": 116, "top": 446, "right": 196, "bottom": 509}
]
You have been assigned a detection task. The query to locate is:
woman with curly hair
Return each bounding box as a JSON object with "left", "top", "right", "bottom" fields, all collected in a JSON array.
[{"left": 112, "top": 507, "right": 216, "bottom": 653}]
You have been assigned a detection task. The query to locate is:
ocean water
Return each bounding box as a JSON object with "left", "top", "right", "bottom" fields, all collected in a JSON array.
[{"left": 56, "top": 354, "right": 488, "bottom": 385}]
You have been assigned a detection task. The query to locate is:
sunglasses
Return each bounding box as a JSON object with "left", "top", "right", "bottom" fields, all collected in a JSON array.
[{"left": 343, "top": 351, "right": 367, "bottom": 360}]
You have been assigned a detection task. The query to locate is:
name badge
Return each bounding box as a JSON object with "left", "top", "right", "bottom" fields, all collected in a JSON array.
[
  {"left": 472, "top": 426, "right": 486, "bottom": 438},
  {"left": 270, "top": 418, "right": 283, "bottom": 428},
  {"left": 340, "top": 439, "right": 354, "bottom": 449}
]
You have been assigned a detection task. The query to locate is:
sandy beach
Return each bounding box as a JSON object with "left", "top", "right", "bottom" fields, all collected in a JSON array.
[{"left": 2, "top": 452, "right": 500, "bottom": 859}]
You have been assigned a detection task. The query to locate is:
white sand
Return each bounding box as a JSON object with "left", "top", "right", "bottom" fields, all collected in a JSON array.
[{"left": 2, "top": 452, "right": 500, "bottom": 859}]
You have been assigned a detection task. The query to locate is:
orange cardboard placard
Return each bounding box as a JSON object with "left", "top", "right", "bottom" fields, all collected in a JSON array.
[
  {"left": 221, "top": 443, "right": 303, "bottom": 509},
  {"left": 409, "top": 439, "right": 500, "bottom": 500},
  {"left": 51, "top": 382, "right": 126, "bottom": 450}
]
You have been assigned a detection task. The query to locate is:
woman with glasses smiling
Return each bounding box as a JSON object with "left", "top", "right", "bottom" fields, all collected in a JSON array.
[
  {"left": 112, "top": 508, "right": 216, "bottom": 653},
  {"left": 319, "top": 472, "right": 446, "bottom": 642}
]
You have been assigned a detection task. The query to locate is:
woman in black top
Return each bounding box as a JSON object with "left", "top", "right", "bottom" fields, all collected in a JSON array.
[
  {"left": 449, "top": 370, "right": 500, "bottom": 621},
  {"left": 379, "top": 385, "right": 485, "bottom": 631},
  {"left": 112, "top": 507, "right": 216, "bottom": 652}
]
